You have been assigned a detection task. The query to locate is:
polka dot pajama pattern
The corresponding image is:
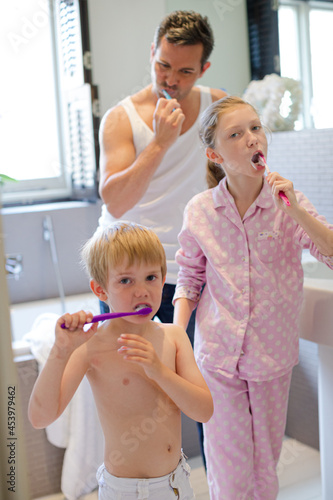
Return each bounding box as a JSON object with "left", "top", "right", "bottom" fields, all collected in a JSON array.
[{"left": 201, "top": 368, "right": 292, "bottom": 500}]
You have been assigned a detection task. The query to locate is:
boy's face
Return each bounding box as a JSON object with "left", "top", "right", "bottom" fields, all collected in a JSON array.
[{"left": 101, "top": 259, "right": 165, "bottom": 321}]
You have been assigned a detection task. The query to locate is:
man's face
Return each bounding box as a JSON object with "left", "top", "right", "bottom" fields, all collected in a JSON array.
[{"left": 150, "top": 36, "right": 210, "bottom": 102}]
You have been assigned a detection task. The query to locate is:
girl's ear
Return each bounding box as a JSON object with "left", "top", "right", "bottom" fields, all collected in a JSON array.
[
  {"left": 206, "top": 147, "right": 223, "bottom": 165},
  {"left": 90, "top": 280, "right": 108, "bottom": 301}
]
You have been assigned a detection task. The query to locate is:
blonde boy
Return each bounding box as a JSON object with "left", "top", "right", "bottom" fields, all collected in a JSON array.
[{"left": 29, "top": 221, "right": 213, "bottom": 499}]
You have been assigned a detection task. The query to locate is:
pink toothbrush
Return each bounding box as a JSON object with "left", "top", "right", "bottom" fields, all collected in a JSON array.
[
  {"left": 252, "top": 152, "right": 290, "bottom": 206},
  {"left": 61, "top": 307, "right": 152, "bottom": 329}
]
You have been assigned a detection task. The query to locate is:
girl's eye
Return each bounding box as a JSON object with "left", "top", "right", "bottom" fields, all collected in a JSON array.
[
  {"left": 230, "top": 132, "right": 239, "bottom": 138},
  {"left": 252, "top": 125, "right": 261, "bottom": 131}
]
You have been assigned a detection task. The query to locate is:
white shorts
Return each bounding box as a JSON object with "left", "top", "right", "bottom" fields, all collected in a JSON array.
[{"left": 96, "top": 452, "right": 195, "bottom": 499}]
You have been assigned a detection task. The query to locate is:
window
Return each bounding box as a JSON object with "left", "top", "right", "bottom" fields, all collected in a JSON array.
[
  {"left": 1, "top": 0, "right": 99, "bottom": 206},
  {"left": 278, "top": 0, "right": 333, "bottom": 129}
]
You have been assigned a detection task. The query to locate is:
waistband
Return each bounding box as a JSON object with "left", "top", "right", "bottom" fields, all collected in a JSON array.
[{"left": 97, "top": 451, "right": 190, "bottom": 492}]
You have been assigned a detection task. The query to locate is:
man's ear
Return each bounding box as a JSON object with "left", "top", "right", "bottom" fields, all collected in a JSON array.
[
  {"left": 90, "top": 280, "right": 108, "bottom": 301},
  {"left": 150, "top": 42, "right": 156, "bottom": 63},
  {"left": 206, "top": 147, "right": 223, "bottom": 165},
  {"left": 200, "top": 61, "right": 211, "bottom": 78}
]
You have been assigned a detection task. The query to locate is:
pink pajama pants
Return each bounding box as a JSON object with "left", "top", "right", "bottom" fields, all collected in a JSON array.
[{"left": 200, "top": 367, "right": 292, "bottom": 500}]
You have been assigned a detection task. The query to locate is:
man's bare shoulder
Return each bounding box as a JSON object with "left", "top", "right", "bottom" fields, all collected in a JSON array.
[
  {"left": 210, "top": 87, "right": 228, "bottom": 102},
  {"left": 100, "top": 103, "right": 130, "bottom": 133},
  {"left": 100, "top": 85, "right": 154, "bottom": 137}
]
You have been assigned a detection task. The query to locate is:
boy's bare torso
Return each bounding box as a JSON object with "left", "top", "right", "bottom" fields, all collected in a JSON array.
[{"left": 83, "top": 320, "right": 182, "bottom": 478}]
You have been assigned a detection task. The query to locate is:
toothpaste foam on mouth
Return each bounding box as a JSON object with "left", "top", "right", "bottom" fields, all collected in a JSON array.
[
  {"left": 251, "top": 152, "right": 266, "bottom": 170},
  {"left": 135, "top": 304, "right": 150, "bottom": 312}
]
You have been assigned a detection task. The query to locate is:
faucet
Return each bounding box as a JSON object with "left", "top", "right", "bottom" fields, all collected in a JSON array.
[{"left": 5, "top": 254, "right": 23, "bottom": 280}]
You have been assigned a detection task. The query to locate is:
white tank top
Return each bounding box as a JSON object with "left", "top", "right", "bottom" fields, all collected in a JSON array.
[{"left": 99, "top": 85, "right": 212, "bottom": 284}]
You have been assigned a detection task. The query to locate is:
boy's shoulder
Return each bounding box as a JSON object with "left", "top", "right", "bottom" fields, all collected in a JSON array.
[{"left": 153, "top": 322, "right": 189, "bottom": 346}]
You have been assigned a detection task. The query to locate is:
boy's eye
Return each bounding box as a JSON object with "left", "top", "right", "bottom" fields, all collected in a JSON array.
[
  {"left": 120, "top": 278, "right": 131, "bottom": 285},
  {"left": 252, "top": 125, "right": 261, "bottom": 131},
  {"left": 230, "top": 132, "right": 239, "bottom": 138},
  {"left": 146, "top": 275, "right": 157, "bottom": 282}
]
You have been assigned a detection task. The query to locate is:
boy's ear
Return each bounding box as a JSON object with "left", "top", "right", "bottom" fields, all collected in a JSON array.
[
  {"left": 90, "top": 280, "right": 108, "bottom": 301},
  {"left": 206, "top": 147, "right": 223, "bottom": 164}
]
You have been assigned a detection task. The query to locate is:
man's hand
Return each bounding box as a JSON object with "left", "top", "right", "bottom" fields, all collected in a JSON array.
[{"left": 153, "top": 97, "right": 185, "bottom": 149}]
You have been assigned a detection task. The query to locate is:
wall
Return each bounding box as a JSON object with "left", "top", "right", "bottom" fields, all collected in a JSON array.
[
  {"left": 2, "top": 201, "right": 102, "bottom": 304},
  {"left": 268, "top": 128, "right": 333, "bottom": 450},
  {"left": 2, "top": 0, "right": 251, "bottom": 307},
  {"left": 87, "top": 0, "right": 251, "bottom": 116},
  {"left": 268, "top": 128, "right": 333, "bottom": 223}
]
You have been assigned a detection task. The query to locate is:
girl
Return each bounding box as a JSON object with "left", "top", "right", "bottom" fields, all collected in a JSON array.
[{"left": 173, "top": 96, "right": 333, "bottom": 500}]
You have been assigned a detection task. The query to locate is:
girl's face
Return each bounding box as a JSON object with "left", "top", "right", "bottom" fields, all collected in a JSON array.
[{"left": 206, "top": 104, "right": 268, "bottom": 178}]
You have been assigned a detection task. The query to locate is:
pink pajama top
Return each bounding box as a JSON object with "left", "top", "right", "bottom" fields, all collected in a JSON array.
[{"left": 174, "top": 178, "right": 333, "bottom": 382}]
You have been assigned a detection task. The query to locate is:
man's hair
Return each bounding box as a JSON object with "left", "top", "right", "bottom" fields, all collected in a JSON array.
[
  {"left": 81, "top": 222, "right": 167, "bottom": 289},
  {"left": 154, "top": 10, "right": 214, "bottom": 68}
]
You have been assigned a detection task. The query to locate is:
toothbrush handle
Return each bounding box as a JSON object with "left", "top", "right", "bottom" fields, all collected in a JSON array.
[
  {"left": 60, "top": 309, "right": 152, "bottom": 329},
  {"left": 262, "top": 154, "right": 291, "bottom": 206},
  {"left": 60, "top": 311, "right": 131, "bottom": 329},
  {"left": 162, "top": 89, "right": 171, "bottom": 99},
  {"left": 279, "top": 191, "right": 291, "bottom": 206}
]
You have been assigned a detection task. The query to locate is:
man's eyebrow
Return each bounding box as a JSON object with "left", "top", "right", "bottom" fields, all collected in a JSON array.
[{"left": 157, "top": 58, "right": 195, "bottom": 71}]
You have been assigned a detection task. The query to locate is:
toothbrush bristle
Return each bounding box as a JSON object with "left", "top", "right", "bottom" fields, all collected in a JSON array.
[
  {"left": 251, "top": 152, "right": 266, "bottom": 170},
  {"left": 137, "top": 307, "right": 152, "bottom": 315}
]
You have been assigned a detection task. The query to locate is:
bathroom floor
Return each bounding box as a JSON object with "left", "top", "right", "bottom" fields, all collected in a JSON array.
[{"left": 35, "top": 437, "right": 322, "bottom": 500}]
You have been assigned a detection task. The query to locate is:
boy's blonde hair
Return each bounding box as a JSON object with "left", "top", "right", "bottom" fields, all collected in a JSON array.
[{"left": 81, "top": 222, "right": 167, "bottom": 289}]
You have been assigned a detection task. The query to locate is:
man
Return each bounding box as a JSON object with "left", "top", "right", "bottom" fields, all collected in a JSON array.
[{"left": 98, "top": 10, "right": 227, "bottom": 464}]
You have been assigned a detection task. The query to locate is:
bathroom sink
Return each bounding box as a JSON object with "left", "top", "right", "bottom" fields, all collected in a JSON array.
[
  {"left": 301, "top": 277, "right": 333, "bottom": 346},
  {"left": 300, "top": 254, "right": 333, "bottom": 500}
]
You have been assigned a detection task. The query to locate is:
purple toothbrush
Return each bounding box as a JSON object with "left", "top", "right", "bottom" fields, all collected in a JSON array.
[{"left": 61, "top": 307, "right": 152, "bottom": 329}]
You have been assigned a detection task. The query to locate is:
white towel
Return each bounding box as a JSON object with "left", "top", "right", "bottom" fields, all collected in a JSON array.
[{"left": 24, "top": 313, "right": 104, "bottom": 499}]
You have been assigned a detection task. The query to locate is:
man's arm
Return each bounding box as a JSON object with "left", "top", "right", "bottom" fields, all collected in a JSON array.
[{"left": 99, "top": 98, "right": 185, "bottom": 218}]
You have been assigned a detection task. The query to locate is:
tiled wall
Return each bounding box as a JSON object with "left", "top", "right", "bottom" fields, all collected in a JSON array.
[
  {"left": 267, "top": 128, "right": 333, "bottom": 223},
  {"left": 268, "top": 128, "right": 333, "bottom": 449}
]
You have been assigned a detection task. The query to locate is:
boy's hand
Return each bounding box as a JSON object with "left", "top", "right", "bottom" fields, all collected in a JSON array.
[
  {"left": 117, "top": 334, "right": 163, "bottom": 379},
  {"left": 54, "top": 310, "right": 98, "bottom": 354}
]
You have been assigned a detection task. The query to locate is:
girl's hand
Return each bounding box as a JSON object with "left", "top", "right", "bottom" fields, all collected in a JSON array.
[
  {"left": 266, "top": 171, "right": 297, "bottom": 210},
  {"left": 54, "top": 310, "right": 98, "bottom": 355},
  {"left": 117, "top": 334, "right": 163, "bottom": 379}
]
